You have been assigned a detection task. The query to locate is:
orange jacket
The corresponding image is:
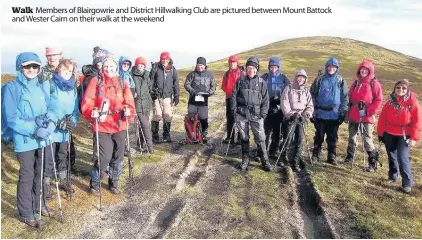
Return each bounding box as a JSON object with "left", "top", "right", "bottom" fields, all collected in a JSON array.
[
  {"left": 377, "top": 92, "right": 421, "bottom": 141},
  {"left": 81, "top": 75, "right": 135, "bottom": 133}
]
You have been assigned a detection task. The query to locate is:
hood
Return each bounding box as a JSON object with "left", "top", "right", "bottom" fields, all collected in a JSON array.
[
  {"left": 292, "top": 69, "right": 308, "bottom": 89},
  {"left": 356, "top": 59, "right": 375, "bottom": 82},
  {"left": 324, "top": 57, "right": 340, "bottom": 77},
  {"left": 119, "top": 56, "right": 132, "bottom": 76},
  {"left": 16, "top": 52, "right": 42, "bottom": 84},
  {"left": 82, "top": 64, "right": 99, "bottom": 77},
  {"left": 131, "top": 66, "right": 145, "bottom": 76},
  {"left": 268, "top": 57, "right": 281, "bottom": 69}
]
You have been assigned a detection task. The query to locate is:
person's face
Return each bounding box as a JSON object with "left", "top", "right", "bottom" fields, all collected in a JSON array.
[
  {"left": 161, "top": 58, "right": 170, "bottom": 67},
  {"left": 359, "top": 67, "right": 369, "bottom": 78},
  {"left": 327, "top": 65, "right": 337, "bottom": 75},
  {"left": 196, "top": 64, "right": 205, "bottom": 72},
  {"left": 122, "top": 61, "right": 130, "bottom": 71},
  {"left": 269, "top": 65, "right": 278, "bottom": 73},
  {"left": 246, "top": 66, "right": 257, "bottom": 77},
  {"left": 103, "top": 60, "right": 117, "bottom": 78},
  {"left": 96, "top": 62, "right": 103, "bottom": 70},
  {"left": 57, "top": 64, "right": 73, "bottom": 80},
  {"left": 46, "top": 54, "right": 61, "bottom": 68},
  {"left": 395, "top": 84, "right": 408, "bottom": 97},
  {"left": 296, "top": 75, "right": 306, "bottom": 86},
  {"left": 229, "top": 61, "right": 237, "bottom": 69},
  {"left": 136, "top": 63, "right": 145, "bottom": 71},
  {"left": 21, "top": 64, "right": 40, "bottom": 79}
]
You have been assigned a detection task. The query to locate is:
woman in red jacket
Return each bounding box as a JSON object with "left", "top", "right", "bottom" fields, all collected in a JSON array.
[
  {"left": 81, "top": 57, "right": 135, "bottom": 195},
  {"left": 377, "top": 79, "right": 420, "bottom": 194}
]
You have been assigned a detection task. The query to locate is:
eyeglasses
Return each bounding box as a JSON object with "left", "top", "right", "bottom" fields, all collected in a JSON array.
[
  {"left": 122, "top": 62, "right": 130, "bottom": 66},
  {"left": 395, "top": 86, "right": 407, "bottom": 90},
  {"left": 22, "top": 64, "right": 40, "bottom": 70}
]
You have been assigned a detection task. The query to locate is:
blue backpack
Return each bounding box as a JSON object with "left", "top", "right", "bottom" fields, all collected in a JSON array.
[{"left": 1, "top": 80, "right": 49, "bottom": 144}]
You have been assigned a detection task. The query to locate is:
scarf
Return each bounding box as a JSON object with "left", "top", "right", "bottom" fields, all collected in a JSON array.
[{"left": 53, "top": 72, "right": 76, "bottom": 92}]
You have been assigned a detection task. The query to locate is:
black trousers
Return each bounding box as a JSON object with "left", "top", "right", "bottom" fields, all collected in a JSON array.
[{"left": 313, "top": 118, "right": 340, "bottom": 154}]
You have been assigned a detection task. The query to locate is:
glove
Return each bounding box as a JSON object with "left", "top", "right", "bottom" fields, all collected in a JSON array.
[
  {"left": 35, "top": 115, "right": 47, "bottom": 127},
  {"left": 57, "top": 118, "right": 67, "bottom": 130},
  {"left": 65, "top": 116, "right": 75, "bottom": 131},
  {"left": 91, "top": 108, "right": 100, "bottom": 119},
  {"left": 35, "top": 127, "right": 50, "bottom": 140},
  {"left": 123, "top": 106, "right": 131, "bottom": 117},
  {"left": 173, "top": 95, "right": 179, "bottom": 106},
  {"left": 302, "top": 111, "right": 311, "bottom": 119},
  {"left": 290, "top": 112, "right": 301, "bottom": 121},
  {"left": 359, "top": 109, "right": 366, "bottom": 117},
  {"left": 310, "top": 117, "right": 315, "bottom": 124},
  {"left": 338, "top": 115, "right": 345, "bottom": 125},
  {"left": 378, "top": 135, "right": 384, "bottom": 143}
]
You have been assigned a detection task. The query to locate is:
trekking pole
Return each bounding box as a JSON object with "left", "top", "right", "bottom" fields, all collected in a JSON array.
[
  {"left": 300, "top": 120, "right": 313, "bottom": 166},
  {"left": 38, "top": 140, "right": 45, "bottom": 228},
  {"left": 358, "top": 101, "right": 366, "bottom": 171},
  {"left": 67, "top": 131, "right": 73, "bottom": 201},
  {"left": 225, "top": 125, "right": 236, "bottom": 157},
  {"left": 134, "top": 113, "right": 141, "bottom": 151},
  {"left": 125, "top": 114, "right": 134, "bottom": 196},
  {"left": 49, "top": 137, "right": 64, "bottom": 223},
  {"left": 275, "top": 120, "right": 297, "bottom": 167},
  {"left": 138, "top": 119, "right": 150, "bottom": 153},
  {"left": 94, "top": 103, "right": 104, "bottom": 211}
]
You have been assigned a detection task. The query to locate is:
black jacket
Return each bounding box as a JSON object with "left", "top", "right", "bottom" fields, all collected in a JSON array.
[
  {"left": 149, "top": 62, "right": 179, "bottom": 99},
  {"left": 131, "top": 68, "right": 153, "bottom": 113},
  {"left": 184, "top": 69, "right": 216, "bottom": 106}
]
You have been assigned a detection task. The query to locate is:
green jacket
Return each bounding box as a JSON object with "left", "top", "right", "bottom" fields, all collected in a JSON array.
[{"left": 131, "top": 68, "right": 153, "bottom": 113}]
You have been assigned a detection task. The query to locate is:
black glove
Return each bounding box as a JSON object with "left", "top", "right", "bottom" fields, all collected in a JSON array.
[
  {"left": 65, "top": 116, "right": 75, "bottom": 132},
  {"left": 298, "top": 115, "right": 304, "bottom": 122},
  {"left": 173, "top": 95, "right": 179, "bottom": 106},
  {"left": 338, "top": 115, "right": 345, "bottom": 125},
  {"left": 310, "top": 117, "right": 315, "bottom": 124},
  {"left": 290, "top": 112, "right": 300, "bottom": 121},
  {"left": 378, "top": 135, "right": 384, "bottom": 143}
]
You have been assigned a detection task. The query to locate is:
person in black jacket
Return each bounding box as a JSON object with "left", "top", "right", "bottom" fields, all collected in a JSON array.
[
  {"left": 150, "top": 52, "right": 179, "bottom": 143},
  {"left": 184, "top": 57, "right": 217, "bottom": 143},
  {"left": 131, "top": 57, "right": 154, "bottom": 152},
  {"left": 231, "top": 57, "right": 273, "bottom": 172}
]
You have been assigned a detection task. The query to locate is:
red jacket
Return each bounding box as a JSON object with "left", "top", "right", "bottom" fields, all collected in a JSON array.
[
  {"left": 81, "top": 75, "right": 135, "bottom": 133},
  {"left": 377, "top": 91, "right": 421, "bottom": 141},
  {"left": 347, "top": 60, "right": 383, "bottom": 123},
  {"left": 221, "top": 68, "right": 242, "bottom": 98}
]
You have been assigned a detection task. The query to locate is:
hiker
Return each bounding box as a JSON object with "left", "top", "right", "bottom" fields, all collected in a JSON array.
[
  {"left": 3, "top": 52, "right": 56, "bottom": 227},
  {"left": 81, "top": 57, "right": 135, "bottom": 195},
  {"left": 310, "top": 57, "right": 349, "bottom": 165},
  {"left": 261, "top": 57, "right": 290, "bottom": 159},
  {"left": 281, "top": 69, "right": 314, "bottom": 171},
  {"left": 184, "top": 57, "right": 217, "bottom": 143},
  {"left": 131, "top": 56, "right": 154, "bottom": 152},
  {"left": 377, "top": 79, "right": 421, "bottom": 194},
  {"left": 344, "top": 60, "right": 383, "bottom": 172},
  {"left": 118, "top": 56, "right": 136, "bottom": 95},
  {"left": 221, "top": 55, "right": 243, "bottom": 144},
  {"left": 150, "top": 52, "right": 179, "bottom": 143},
  {"left": 45, "top": 59, "right": 79, "bottom": 195},
  {"left": 78, "top": 56, "right": 104, "bottom": 110},
  {"left": 231, "top": 57, "right": 273, "bottom": 172},
  {"left": 39, "top": 46, "right": 62, "bottom": 81}
]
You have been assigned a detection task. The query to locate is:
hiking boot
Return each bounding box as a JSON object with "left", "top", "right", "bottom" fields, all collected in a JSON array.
[
  {"left": 39, "top": 206, "right": 56, "bottom": 217},
  {"left": 162, "top": 121, "right": 172, "bottom": 143},
  {"left": 44, "top": 183, "right": 56, "bottom": 201},
  {"left": 292, "top": 164, "right": 302, "bottom": 172},
  {"left": 202, "top": 137, "right": 208, "bottom": 144},
  {"left": 386, "top": 178, "right": 398, "bottom": 184},
  {"left": 311, "top": 148, "right": 320, "bottom": 163},
  {"left": 108, "top": 186, "right": 121, "bottom": 195},
  {"left": 402, "top": 186, "right": 412, "bottom": 194},
  {"left": 257, "top": 141, "right": 273, "bottom": 172},
  {"left": 366, "top": 150, "right": 378, "bottom": 172},
  {"left": 108, "top": 180, "right": 121, "bottom": 195},
  {"left": 240, "top": 140, "right": 250, "bottom": 172},
  {"left": 343, "top": 152, "right": 354, "bottom": 164},
  {"left": 151, "top": 121, "right": 160, "bottom": 144},
  {"left": 19, "top": 216, "right": 39, "bottom": 228},
  {"left": 327, "top": 153, "right": 338, "bottom": 165},
  {"left": 89, "top": 187, "right": 100, "bottom": 196},
  {"left": 60, "top": 180, "right": 76, "bottom": 194}
]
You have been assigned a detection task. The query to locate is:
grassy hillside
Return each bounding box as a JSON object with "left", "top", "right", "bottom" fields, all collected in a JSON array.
[{"left": 1, "top": 36, "right": 421, "bottom": 238}]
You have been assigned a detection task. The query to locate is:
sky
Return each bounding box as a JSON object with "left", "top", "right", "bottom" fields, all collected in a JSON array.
[{"left": 1, "top": 0, "right": 422, "bottom": 74}]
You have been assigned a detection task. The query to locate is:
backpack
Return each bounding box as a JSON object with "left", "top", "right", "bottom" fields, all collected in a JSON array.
[
  {"left": 350, "top": 77, "right": 377, "bottom": 103},
  {"left": 311, "top": 67, "right": 345, "bottom": 99},
  {"left": 184, "top": 114, "right": 203, "bottom": 144},
  {"left": 1, "top": 80, "right": 49, "bottom": 144}
]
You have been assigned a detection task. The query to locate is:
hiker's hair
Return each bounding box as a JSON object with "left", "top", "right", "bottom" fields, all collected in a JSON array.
[{"left": 56, "top": 59, "right": 77, "bottom": 76}]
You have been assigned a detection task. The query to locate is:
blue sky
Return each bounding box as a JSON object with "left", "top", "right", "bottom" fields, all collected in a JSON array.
[{"left": 1, "top": 0, "right": 421, "bottom": 74}]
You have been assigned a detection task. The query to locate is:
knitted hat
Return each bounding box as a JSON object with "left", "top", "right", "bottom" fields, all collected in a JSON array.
[
  {"left": 45, "top": 47, "right": 62, "bottom": 56},
  {"left": 160, "top": 52, "right": 171, "bottom": 61},
  {"left": 93, "top": 46, "right": 101, "bottom": 53},
  {"left": 246, "top": 57, "right": 260, "bottom": 71},
  {"left": 93, "top": 56, "right": 104, "bottom": 66},
  {"left": 228, "top": 55, "right": 238, "bottom": 63},
  {"left": 394, "top": 79, "right": 409, "bottom": 88},
  {"left": 196, "top": 57, "right": 206, "bottom": 66},
  {"left": 135, "top": 57, "right": 147, "bottom": 67}
]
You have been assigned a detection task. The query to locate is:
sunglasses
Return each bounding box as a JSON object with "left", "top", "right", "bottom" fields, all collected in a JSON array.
[
  {"left": 122, "top": 62, "right": 130, "bottom": 66},
  {"left": 22, "top": 64, "right": 40, "bottom": 69},
  {"left": 395, "top": 86, "right": 407, "bottom": 90}
]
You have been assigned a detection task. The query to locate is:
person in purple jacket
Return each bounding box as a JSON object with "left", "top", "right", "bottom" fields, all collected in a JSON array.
[{"left": 281, "top": 69, "right": 314, "bottom": 171}]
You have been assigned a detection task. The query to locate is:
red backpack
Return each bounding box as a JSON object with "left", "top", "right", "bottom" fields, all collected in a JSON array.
[{"left": 184, "top": 114, "right": 203, "bottom": 143}]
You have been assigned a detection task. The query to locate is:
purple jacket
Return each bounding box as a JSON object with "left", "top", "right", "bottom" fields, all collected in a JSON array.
[{"left": 281, "top": 69, "right": 314, "bottom": 118}]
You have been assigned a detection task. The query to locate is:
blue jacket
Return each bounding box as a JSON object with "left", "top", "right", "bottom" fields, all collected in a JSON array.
[
  {"left": 4, "top": 52, "right": 51, "bottom": 152},
  {"left": 310, "top": 57, "right": 349, "bottom": 120},
  {"left": 46, "top": 77, "right": 78, "bottom": 143},
  {"left": 119, "top": 56, "right": 135, "bottom": 88}
]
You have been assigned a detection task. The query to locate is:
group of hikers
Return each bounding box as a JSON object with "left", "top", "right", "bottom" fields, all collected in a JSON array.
[{"left": 1, "top": 46, "right": 420, "bottom": 228}]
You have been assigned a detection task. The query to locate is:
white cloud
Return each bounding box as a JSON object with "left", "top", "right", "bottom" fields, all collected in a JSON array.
[{"left": 1, "top": 0, "right": 422, "bottom": 74}]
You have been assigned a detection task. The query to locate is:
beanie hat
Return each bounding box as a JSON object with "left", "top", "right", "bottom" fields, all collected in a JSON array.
[
  {"left": 45, "top": 47, "right": 62, "bottom": 56},
  {"left": 135, "top": 57, "right": 147, "bottom": 67},
  {"left": 102, "top": 57, "right": 119, "bottom": 71},
  {"left": 394, "top": 79, "right": 409, "bottom": 89},
  {"left": 246, "top": 57, "right": 260, "bottom": 71},
  {"left": 93, "top": 46, "right": 100, "bottom": 53},
  {"left": 160, "top": 52, "right": 171, "bottom": 61},
  {"left": 268, "top": 57, "right": 281, "bottom": 68},
  {"left": 93, "top": 56, "right": 104, "bottom": 66},
  {"left": 228, "top": 55, "right": 238, "bottom": 63},
  {"left": 196, "top": 57, "right": 206, "bottom": 66}
]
